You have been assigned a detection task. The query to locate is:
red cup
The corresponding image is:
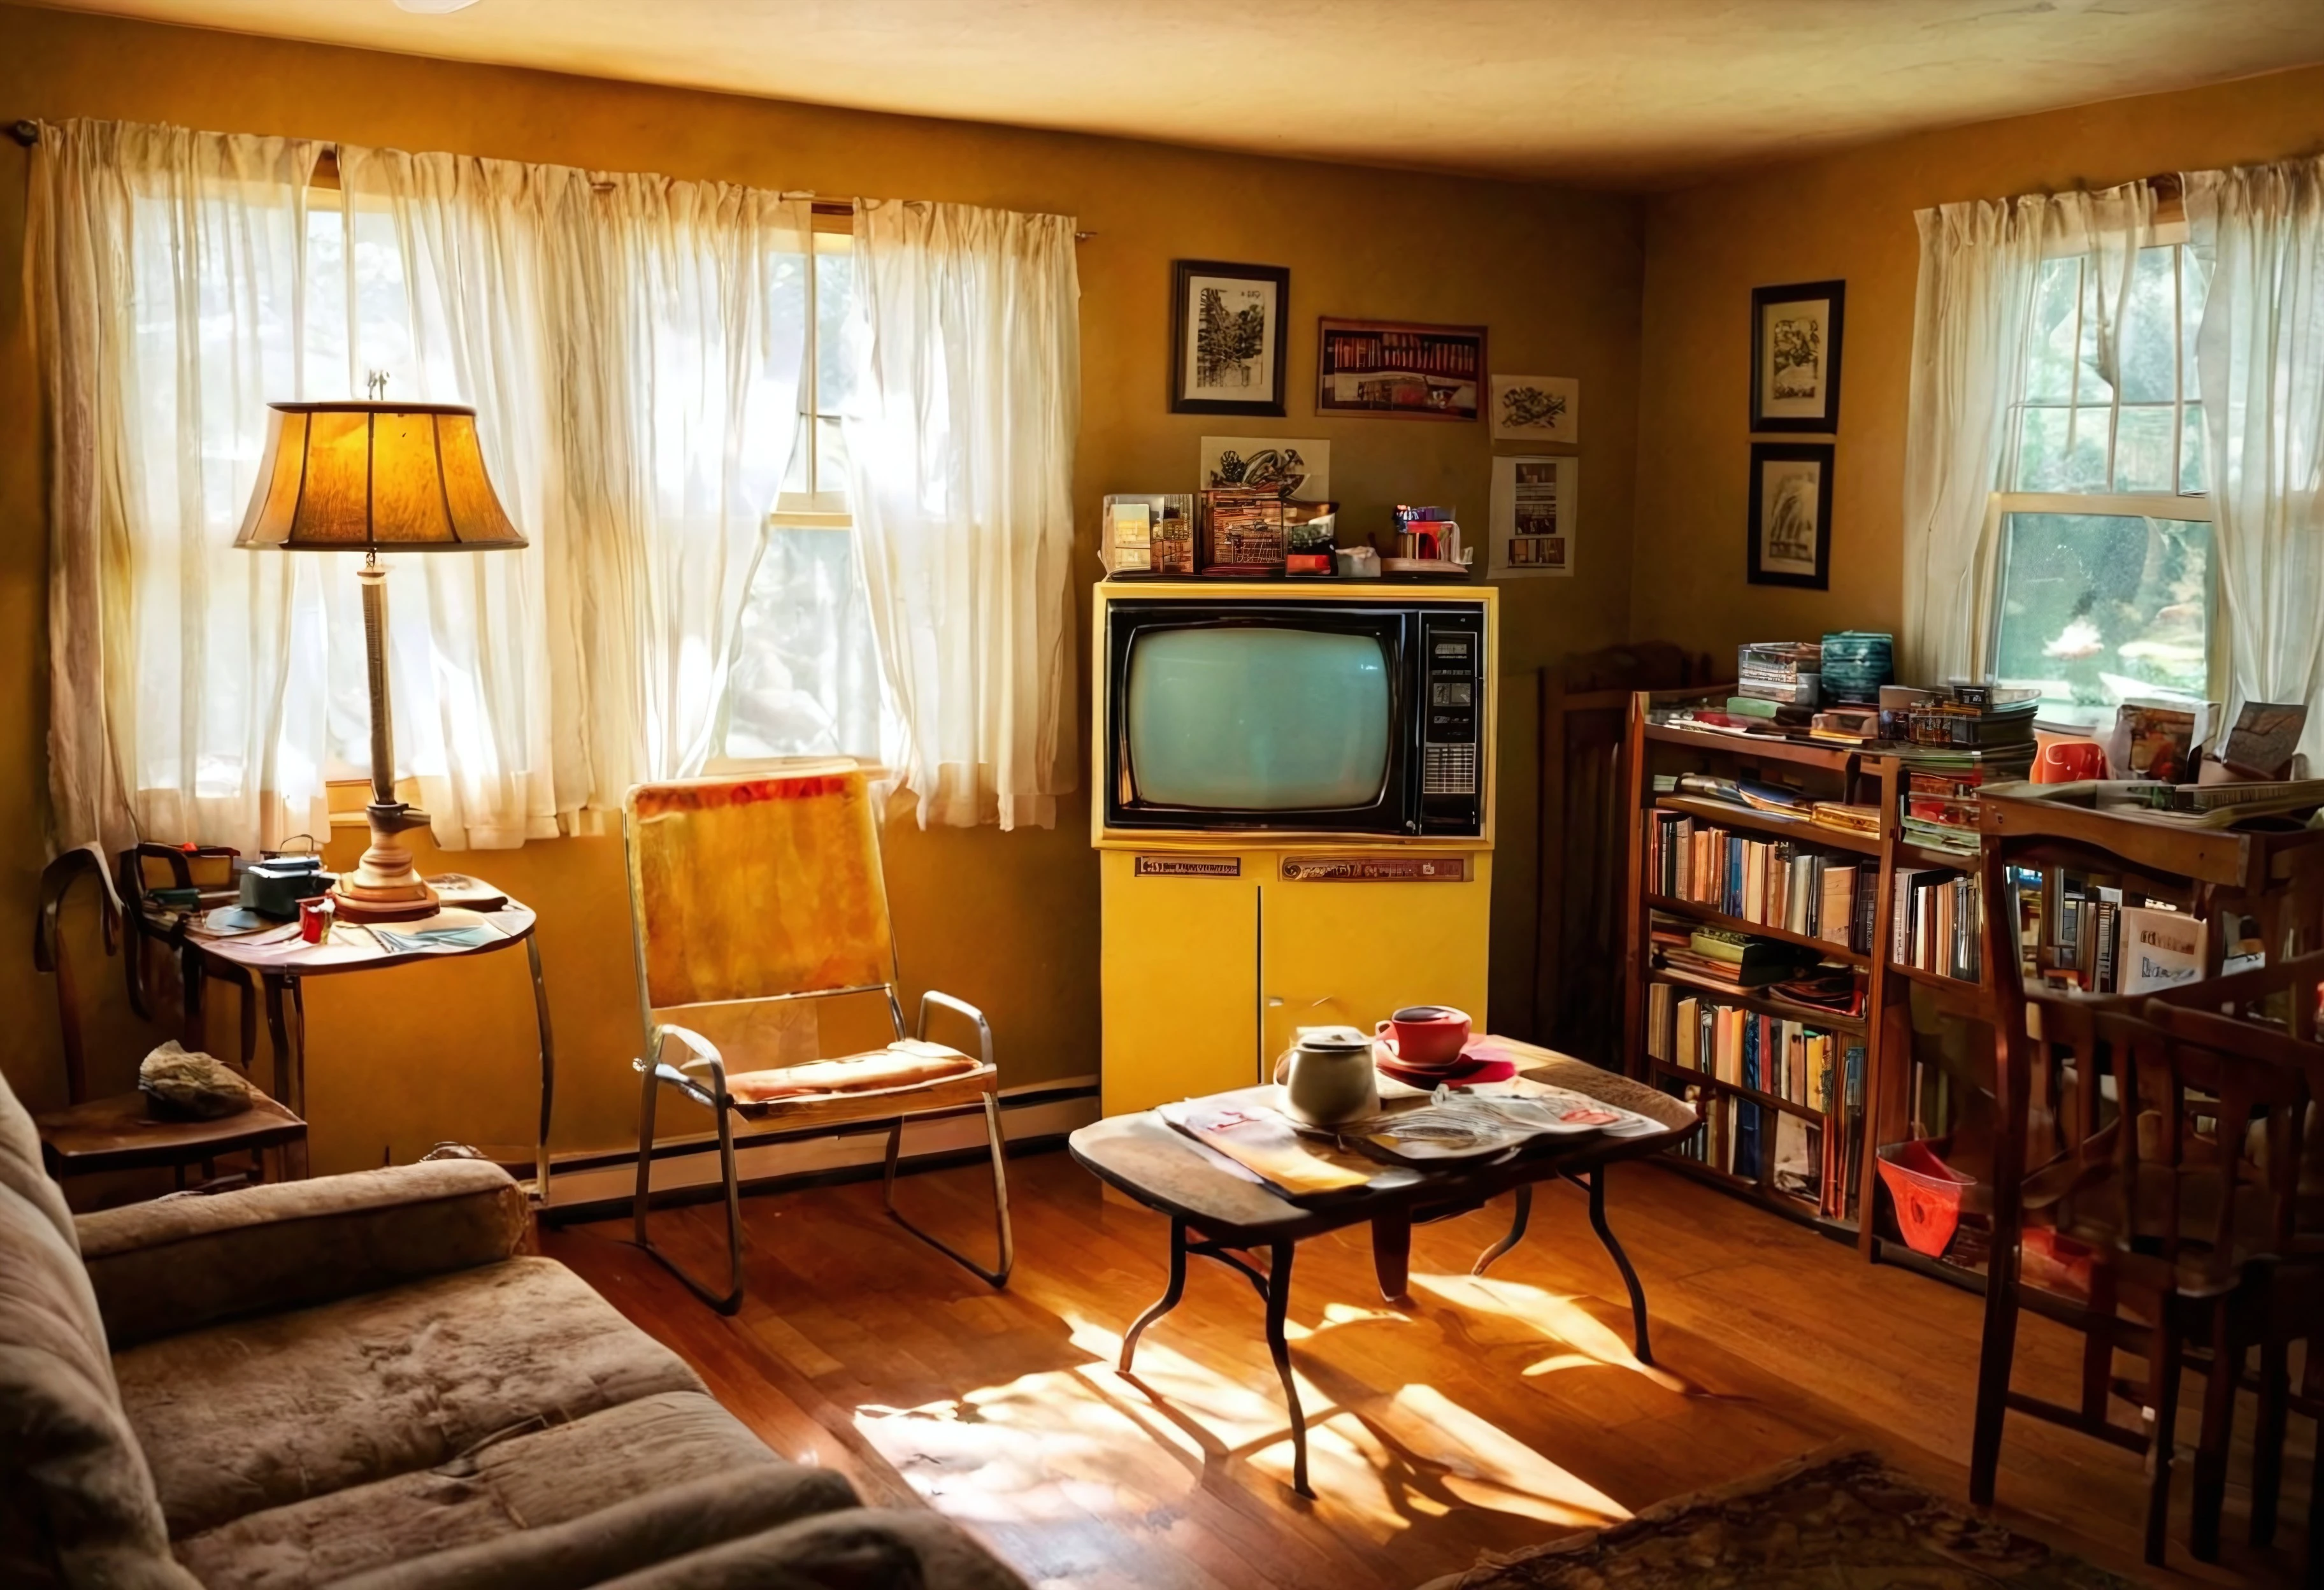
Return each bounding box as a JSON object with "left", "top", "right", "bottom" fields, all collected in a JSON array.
[
  {"left": 1375, "top": 1005, "right": 1472, "bottom": 1069},
  {"left": 2034, "top": 732, "right": 2108, "bottom": 784},
  {"left": 298, "top": 894, "right": 335, "bottom": 944}
]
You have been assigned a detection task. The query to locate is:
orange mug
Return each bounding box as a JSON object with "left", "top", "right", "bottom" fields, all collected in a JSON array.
[
  {"left": 2034, "top": 731, "right": 2107, "bottom": 784},
  {"left": 1375, "top": 1005, "right": 1471, "bottom": 1068}
]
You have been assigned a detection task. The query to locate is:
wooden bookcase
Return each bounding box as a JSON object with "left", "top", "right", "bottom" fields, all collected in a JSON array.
[
  {"left": 1618, "top": 687, "right": 1995, "bottom": 1256},
  {"left": 1620, "top": 685, "right": 2324, "bottom": 1274}
]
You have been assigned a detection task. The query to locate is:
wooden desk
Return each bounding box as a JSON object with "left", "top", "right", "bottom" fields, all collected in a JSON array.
[
  {"left": 154, "top": 898, "right": 556, "bottom": 1200},
  {"left": 1069, "top": 1055, "right": 1698, "bottom": 1496}
]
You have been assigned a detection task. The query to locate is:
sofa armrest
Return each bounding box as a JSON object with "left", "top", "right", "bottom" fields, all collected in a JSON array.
[
  {"left": 73, "top": 1159, "right": 531, "bottom": 1349},
  {"left": 606, "top": 1509, "right": 1029, "bottom": 1590}
]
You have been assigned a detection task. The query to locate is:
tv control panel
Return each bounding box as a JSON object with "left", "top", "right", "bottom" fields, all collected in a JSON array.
[{"left": 1417, "top": 607, "right": 1485, "bottom": 834}]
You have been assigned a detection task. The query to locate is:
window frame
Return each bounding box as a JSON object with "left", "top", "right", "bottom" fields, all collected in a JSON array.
[{"left": 1983, "top": 222, "right": 2221, "bottom": 725}]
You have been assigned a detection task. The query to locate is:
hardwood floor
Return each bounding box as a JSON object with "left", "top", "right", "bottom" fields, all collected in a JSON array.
[{"left": 545, "top": 1146, "right": 2313, "bottom": 1589}]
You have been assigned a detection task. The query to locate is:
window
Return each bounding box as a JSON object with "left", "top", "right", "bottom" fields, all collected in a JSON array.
[
  {"left": 717, "top": 224, "right": 894, "bottom": 766},
  {"left": 1988, "top": 241, "right": 2214, "bottom": 727}
]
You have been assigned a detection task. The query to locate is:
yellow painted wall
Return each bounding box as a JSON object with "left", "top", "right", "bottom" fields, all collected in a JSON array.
[
  {"left": 0, "top": 4, "right": 1644, "bottom": 1169},
  {"left": 1628, "top": 62, "right": 2324, "bottom": 666}
]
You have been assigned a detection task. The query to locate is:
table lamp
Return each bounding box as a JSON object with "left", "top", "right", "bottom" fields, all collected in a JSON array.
[{"left": 236, "top": 398, "right": 526, "bottom": 922}]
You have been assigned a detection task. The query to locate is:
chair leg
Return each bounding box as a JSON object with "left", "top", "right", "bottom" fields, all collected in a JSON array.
[
  {"left": 631, "top": 1065, "right": 747, "bottom": 1315},
  {"left": 2251, "top": 1335, "right": 2290, "bottom": 1547},
  {"left": 882, "top": 1092, "right": 1014, "bottom": 1287},
  {"left": 2191, "top": 1309, "right": 2241, "bottom": 1562},
  {"left": 1969, "top": 1252, "right": 2023, "bottom": 1507},
  {"left": 2144, "top": 1318, "right": 2185, "bottom": 1567}
]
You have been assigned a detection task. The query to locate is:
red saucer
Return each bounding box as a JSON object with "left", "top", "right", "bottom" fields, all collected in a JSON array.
[{"left": 1374, "top": 1036, "right": 1517, "bottom": 1089}]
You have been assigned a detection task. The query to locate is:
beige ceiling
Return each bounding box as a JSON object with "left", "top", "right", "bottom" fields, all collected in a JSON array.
[{"left": 27, "top": 0, "right": 2324, "bottom": 185}]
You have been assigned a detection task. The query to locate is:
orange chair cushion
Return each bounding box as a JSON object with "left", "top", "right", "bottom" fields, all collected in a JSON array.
[{"left": 725, "top": 1040, "right": 981, "bottom": 1106}]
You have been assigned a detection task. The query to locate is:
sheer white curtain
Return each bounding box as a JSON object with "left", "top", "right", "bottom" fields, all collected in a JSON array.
[
  {"left": 545, "top": 175, "right": 811, "bottom": 803},
  {"left": 1901, "top": 183, "right": 2151, "bottom": 684},
  {"left": 336, "top": 151, "right": 810, "bottom": 827},
  {"left": 29, "top": 119, "right": 322, "bottom": 859},
  {"left": 843, "top": 199, "right": 1080, "bottom": 830},
  {"left": 332, "top": 147, "right": 563, "bottom": 848},
  {"left": 2186, "top": 157, "right": 2324, "bottom": 770}
]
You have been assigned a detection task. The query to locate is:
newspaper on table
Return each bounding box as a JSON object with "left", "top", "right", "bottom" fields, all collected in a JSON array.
[{"left": 1350, "top": 1075, "right": 1670, "bottom": 1163}]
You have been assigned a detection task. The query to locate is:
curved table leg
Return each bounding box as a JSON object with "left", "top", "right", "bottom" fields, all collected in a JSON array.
[
  {"left": 1120, "top": 1217, "right": 1187, "bottom": 1371},
  {"left": 1264, "top": 1239, "right": 1311, "bottom": 1498},
  {"left": 1564, "top": 1167, "right": 1653, "bottom": 1365},
  {"left": 1472, "top": 1184, "right": 1533, "bottom": 1277},
  {"left": 1372, "top": 1208, "right": 1412, "bottom": 1300}
]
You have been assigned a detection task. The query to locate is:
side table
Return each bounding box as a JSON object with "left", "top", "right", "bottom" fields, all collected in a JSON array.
[{"left": 146, "top": 893, "right": 556, "bottom": 1201}]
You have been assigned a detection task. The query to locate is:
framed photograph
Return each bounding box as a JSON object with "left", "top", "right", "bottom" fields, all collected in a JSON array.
[
  {"left": 1750, "top": 280, "right": 1844, "bottom": 432},
  {"left": 1198, "top": 436, "right": 1331, "bottom": 501},
  {"left": 1489, "top": 375, "right": 1579, "bottom": 443},
  {"left": 1747, "top": 442, "right": 1833, "bottom": 589},
  {"left": 1171, "top": 261, "right": 1289, "bottom": 416},
  {"left": 1489, "top": 455, "right": 1575, "bottom": 578},
  {"left": 1317, "top": 317, "right": 1485, "bottom": 420}
]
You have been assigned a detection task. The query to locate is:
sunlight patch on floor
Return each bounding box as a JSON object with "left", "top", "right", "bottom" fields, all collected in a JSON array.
[
  {"left": 850, "top": 1307, "right": 1635, "bottom": 1540},
  {"left": 1412, "top": 1270, "right": 1689, "bottom": 1392}
]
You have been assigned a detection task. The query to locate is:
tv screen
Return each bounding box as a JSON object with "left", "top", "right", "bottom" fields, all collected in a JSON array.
[{"left": 1126, "top": 627, "right": 1391, "bottom": 810}]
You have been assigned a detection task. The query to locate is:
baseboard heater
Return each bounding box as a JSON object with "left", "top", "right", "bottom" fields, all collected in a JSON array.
[{"left": 528, "top": 1077, "right": 1099, "bottom": 1224}]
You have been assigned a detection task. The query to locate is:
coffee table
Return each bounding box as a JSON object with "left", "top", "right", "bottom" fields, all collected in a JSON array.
[{"left": 1068, "top": 1054, "right": 1700, "bottom": 1496}]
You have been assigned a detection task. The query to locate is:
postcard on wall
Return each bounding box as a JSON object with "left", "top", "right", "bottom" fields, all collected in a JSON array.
[
  {"left": 1488, "top": 455, "right": 1575, "bottom": 578},
  {"left": 1489, "top": 375, "right": 1579, "bottom": 443},
  {"left": 1316, "top": 317, "right": 1485, "bottom": 420},
  {"left": 1172, "top": 261, "right": 1289, "bottom": 417},
  {"left": 1198, "top": 437, "right": 1331, "bottom": 502}
]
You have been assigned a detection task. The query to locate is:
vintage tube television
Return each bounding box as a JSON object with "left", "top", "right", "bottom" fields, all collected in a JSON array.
[
  {"left": 1097, "top": 592, "right": 1490, "bottom": 843},
  {"left": 1092, "top": 582, "right": 1497, "bottom": 1115}
]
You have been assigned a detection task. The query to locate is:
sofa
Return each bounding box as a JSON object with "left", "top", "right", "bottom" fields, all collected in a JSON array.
[{"left": 0, "top": 1070, "right": 1026, "bottom": 1589}]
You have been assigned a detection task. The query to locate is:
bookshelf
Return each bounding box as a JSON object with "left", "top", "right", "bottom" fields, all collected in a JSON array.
[
  {"left": 1623, "top": 687, "right": 2324, "bottom": 1282},
  {"left": 1620, "top": 687, "right": 1995, "bottom": 1254}
]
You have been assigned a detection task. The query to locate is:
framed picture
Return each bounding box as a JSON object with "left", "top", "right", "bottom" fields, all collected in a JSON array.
[
  {"left": 1750, "top": 280, "right": 1844, "bottom": 432},
  {"left": 1747, "top": 443, "right": 1833, "bottom": 589},
  {"left": 1316, "top": 317, "right": 1485, "bottom": 420},
  {"left": 1489, "top": 375, "right": 1579, "bottom": 443},
  {"left": 1488, "top": 455, "right": 1575, "bottom": 578},
  {"left": 1171, "top": 261, "right": 1289, "bottom": 416},
  {"left": 1198, "top": 436, "right": 1331, "bottom": 501}
]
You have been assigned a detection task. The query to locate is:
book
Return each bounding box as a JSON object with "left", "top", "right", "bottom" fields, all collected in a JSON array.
[{"left": 2119, "top": 905, "right": 2206, "bottom": 993}]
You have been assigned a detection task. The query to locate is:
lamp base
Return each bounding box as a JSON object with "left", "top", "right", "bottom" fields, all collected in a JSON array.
[{"left": 331, "top": 801, "right": 441, "bottom": 924}]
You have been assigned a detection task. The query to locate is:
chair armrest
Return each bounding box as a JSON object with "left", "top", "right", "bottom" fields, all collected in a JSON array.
[
  {"left": 918, "top": 991, "right": 994, "bottom": 1068},
  {"left": 636, "top": 1023, "right": 729, "bottom": 1107},
  {"left": 73, "top": 1159, "right": 530, "bottom": 1349}
]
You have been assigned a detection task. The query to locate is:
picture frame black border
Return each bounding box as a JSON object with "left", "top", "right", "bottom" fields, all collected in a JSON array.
[
  {"left": 1749, "top": 279, "right": 1845, "bottom": 434},
  {"left": 1170, "top": 259, "right": 1291, "bottom": 417},
  {"left": 1746, "top": 441, "right": 1835, "bottom": 590}
]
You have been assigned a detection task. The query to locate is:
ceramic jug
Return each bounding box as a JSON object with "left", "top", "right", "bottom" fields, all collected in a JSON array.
[{"left": 1277, "top": 1024, "right": 1379, "bottom": 1128}]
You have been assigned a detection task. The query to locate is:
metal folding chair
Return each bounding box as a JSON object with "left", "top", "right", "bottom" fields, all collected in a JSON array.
[{"left": 624, "top": 764, "right": 1013, "bottom": 1314}]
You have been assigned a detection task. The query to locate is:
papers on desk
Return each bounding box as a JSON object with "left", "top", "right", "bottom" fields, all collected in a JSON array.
[{"left": 1352, "top": 1079, "right": 1663, "bottom": 1163}]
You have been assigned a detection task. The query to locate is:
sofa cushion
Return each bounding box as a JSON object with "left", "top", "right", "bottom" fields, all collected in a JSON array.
[
  {"left": 113, "top": 1257, "right": 703, "bottom": 1540},
  {"left": 173, "top": 1390, "right": 850, "bottom": 1590},
  {"left": 1, "top": 1067, "right": 195, "bottom": 1589},
  {"left": 77, "top": 1159, "right": 531, "bottom": 1349}
]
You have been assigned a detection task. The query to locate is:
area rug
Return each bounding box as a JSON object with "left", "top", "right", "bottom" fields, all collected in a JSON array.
[{"left": 1417, "top": 1447, "right": 2137, "bottom": 1589}]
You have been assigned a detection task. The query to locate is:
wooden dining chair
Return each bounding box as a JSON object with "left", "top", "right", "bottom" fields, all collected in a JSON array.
[
  {"left": 624, "top": 764, "right": 1014, "bottom": 1314},
  {"left": 2144, "top": 978, "right": 2324, "bottom": 1575},
  {"left": 31, "top": 848, "right": 306, "bottom": 1196}
]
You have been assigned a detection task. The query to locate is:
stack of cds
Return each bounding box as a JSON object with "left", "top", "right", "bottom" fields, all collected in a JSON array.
[{"left": 1819, "top": 632, "right": 1894, "bottom": 705}]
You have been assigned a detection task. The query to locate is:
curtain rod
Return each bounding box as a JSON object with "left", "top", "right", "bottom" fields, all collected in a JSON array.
[{"left": 11, "top": 124, "right": 1090, "bottom": 236}]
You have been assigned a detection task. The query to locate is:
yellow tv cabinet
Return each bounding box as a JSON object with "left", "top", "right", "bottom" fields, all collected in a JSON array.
[{"left": 1091, "top": 582, "right": 1496, "bottom": 1117}]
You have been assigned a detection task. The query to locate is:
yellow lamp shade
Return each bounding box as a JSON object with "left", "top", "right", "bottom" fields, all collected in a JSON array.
[{"left": 235, "top": 401, "right": 526, "bottom": 552}]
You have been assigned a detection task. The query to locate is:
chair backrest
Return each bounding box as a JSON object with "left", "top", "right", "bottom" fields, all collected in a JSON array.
[
  {"left": 622, "top": 765, "right": 898, "bottom": 1029},
  {"left": 2087, "top": 1005, "right": 2306, "bottom": 1294},
  {"left": 35, "top": 849, "right": 120, "bottom": 1107}
]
